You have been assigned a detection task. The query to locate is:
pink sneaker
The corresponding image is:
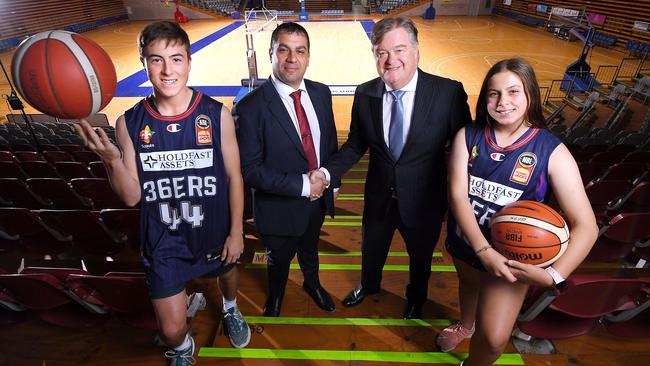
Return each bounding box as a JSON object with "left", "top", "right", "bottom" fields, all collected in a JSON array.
[{"left": 436, "top": 321, "right": 475, "bottom": 352}]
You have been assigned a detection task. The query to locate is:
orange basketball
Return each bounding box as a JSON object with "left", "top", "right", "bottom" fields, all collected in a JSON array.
[
  {"left": 11, "top": 30, "right": 116, "bottom": 119},
  {"left": 490, "top": 200, "right": 569, "bottom": 267}
]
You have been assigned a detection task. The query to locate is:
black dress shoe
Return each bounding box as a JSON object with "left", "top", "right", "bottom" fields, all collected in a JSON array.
[
  {"left": 403, "top": 303, "right": 423, "bottom": 319},
  {"left": 342, "top": 286, "right": 377, "bottom": 307},
  {"left": 303, "top": 284, "right": 335, "bottom": 312},
  {"left": 263, "top": 296, "right": 282, "bottom": 317}
]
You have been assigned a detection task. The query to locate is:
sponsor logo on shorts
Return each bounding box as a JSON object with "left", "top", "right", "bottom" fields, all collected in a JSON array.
[
  {"left": 139, "top": 148, "right": 213, "bottom": 171},
  {"left": 510, "top": 152, "right": 537, "bottom": 185}
]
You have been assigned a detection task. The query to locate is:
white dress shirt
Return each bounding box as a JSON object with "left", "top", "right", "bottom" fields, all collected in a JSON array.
[
  {"left": 383, "top": 70, "right": 418, "bottom": 148},
  {"left": 270, "top": 74, "right": 322, "bottom": 197}
]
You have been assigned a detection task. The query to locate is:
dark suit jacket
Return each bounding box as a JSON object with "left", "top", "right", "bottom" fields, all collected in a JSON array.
[
  {"left": 233, "top": 78, "right": 339, "bottom": 236},
  {"left": 324, "top": 69, "right": 471, "bottom": 226}
]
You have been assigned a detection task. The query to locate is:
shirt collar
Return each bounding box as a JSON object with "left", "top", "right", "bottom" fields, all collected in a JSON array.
[
  {"left": 385, "top": 69, "right": 418, "bottom": 93},
  {"left": 271, "top": 73, "right": 306, "bottom": 99}
]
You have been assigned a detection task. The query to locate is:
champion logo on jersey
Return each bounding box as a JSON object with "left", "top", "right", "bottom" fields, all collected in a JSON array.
[
  {"left": 139, "top": 125, "right": 155, "bottom": 144},
  {"left": 166, "top": 123, "right": 181, "bottom": 133},
  {"left": 195, "top": 114, "right": 212, "bottom": 145},
  {"left": 510, "top": 152, "right": 537, "bottom": 185},
  {"left": 490, "top": 152, "right": 506, "bottom": 161}
]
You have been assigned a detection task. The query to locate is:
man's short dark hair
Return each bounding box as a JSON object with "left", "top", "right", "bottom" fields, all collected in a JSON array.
[
  {"left": 270, "top": 22, "right": 310, "bottom": 50},
  {"left": 138, "top": 21, "right": 191, "bottom": 59}
]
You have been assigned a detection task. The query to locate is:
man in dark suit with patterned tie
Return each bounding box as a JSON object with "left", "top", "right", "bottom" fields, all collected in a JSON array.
[
  {"left": 316, "top": 16, "right": 472, "bottom": 318},
  {"left": 234, "top": 22, "right": 338, "bottom": 317}
]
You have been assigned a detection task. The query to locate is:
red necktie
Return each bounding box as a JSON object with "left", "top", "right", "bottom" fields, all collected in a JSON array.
[{"left": 290, "top": 90, "right": 318, "bottom": 171}]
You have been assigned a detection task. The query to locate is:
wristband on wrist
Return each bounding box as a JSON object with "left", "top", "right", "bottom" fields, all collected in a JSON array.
[
  {"left": 475, "top": 244, "right": 492, "bottom": 255},
  {"left": 545, "top": 266, "right": 567, "bottom": 289}
]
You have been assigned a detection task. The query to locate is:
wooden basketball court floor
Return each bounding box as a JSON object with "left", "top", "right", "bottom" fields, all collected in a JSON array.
[{"left": 0, "top": 14, "right": 649, "bottom": 366}]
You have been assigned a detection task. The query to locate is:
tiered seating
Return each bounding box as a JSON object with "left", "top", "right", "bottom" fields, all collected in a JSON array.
[
  {"left": 0, "top": 267, "right": 106, "bottom": 328},
  {"left": 593, "top": 32, "right": 618, "bottom": 48},
  {"left": 0, "top": 118, "right": 181, "bottom": 329},
  {"left": 37, "top": 210, "right": 127, "bottom": 258},
  {"left": 553, "top": 140, "right": 650, "bottom": 268},
  {"left": 0, "top": 265, "right": 206, "bottom": 330},
  {"left": 186, "top": 0, "right": 237, "bottom": 16},
  {"left": 27, "top": 178, "right": 93, "bottom": 210},
  {"left": 321, "top": 9, "right": 344, "bottom": 16},
  {"left": 0, "top": 0, "right": 127, "bottom": 53},
  {"left": 625, "top": 40, "right": 650, "bottom": 58},
  {"left": 277, "top": 10, "right": 296, "bottom": 17},
  {"left": 516, "top": 275, "right": 650, "bottom": 339},
  {"left": 377, "top": 0, "right": 418, "bottom": 13},
  {"left": 587, "top": 213, "right": 650, "bottom": 262}
]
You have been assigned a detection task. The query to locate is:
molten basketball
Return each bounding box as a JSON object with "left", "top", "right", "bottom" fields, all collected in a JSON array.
[
  {"left": 490, "top": 200, "right": 569, "bottom": 267},
  {"left": 11, "top": 30, "right": 116, "bottom": 119}
]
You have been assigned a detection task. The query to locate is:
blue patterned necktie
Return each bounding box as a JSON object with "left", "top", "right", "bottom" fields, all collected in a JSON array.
[{"left": 388, "top": 90, "right": 405, "bottom": 160}]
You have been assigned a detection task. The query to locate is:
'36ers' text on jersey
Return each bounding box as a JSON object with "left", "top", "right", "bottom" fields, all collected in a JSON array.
[
  {"left": 445, "top": 123, "right": 561, "bottom": 269},
  {"left": 125, "top": 92, "right": 230, "bottom": 293}
]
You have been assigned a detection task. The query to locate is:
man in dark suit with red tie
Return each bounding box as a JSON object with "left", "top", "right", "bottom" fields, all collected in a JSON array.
[
  {"left": 316, "top": 16, "right": 472, "bottom": 318},
  {"left": 234, "top": 22, "right": 338, "bottom": 317}
]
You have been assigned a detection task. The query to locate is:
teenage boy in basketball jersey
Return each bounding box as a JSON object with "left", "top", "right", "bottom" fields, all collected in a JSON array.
[
  {"left": 74, "top": 21, "right": 250, "bottom": 366},
  {"left": 440, "top": 58, "right": 597, "bottom": 365}
]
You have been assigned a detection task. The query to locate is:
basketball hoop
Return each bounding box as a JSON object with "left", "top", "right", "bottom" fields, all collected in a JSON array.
[{"left": 243, "top": 7, "right": 279, "bottom": 91}]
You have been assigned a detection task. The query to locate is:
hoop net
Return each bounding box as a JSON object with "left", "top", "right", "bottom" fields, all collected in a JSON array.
[{"left": 244, "top": 8, "right": 279, "bottom": 35}]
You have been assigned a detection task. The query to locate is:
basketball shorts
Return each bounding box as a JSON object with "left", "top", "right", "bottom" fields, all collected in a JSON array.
[
  {"left": 445, "top": 239, "right": 487, "bottom": 272},
  {"left": 149, "top": 262, "right": 236, "bottom": 299}
]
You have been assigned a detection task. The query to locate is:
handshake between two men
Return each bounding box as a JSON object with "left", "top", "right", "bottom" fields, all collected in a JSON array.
[{"left": 307, "top": 169, "right": 333, "bottom": 201}]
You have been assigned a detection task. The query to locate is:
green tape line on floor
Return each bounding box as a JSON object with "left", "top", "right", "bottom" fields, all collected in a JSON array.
[
  {"left": 322, "top": 221, "right": 362, "bottom": 226},
  {"left": 199, "top": 348, "right": 524, "bottom": 364},
  {"left": 245, "top": 264, "right": 456, "bottom": 272},
  {"left": 322, "top": 221, "right": 362, "bottom": 227},
  {"left": 341, "top": 178, "right": 366, "bottom": 184},
  {"left": 243, "top": 316, "right": 452, "bottom": 327}
]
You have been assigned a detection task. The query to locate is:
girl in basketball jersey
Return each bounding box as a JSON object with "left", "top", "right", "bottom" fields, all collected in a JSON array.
[
  {"left": 438, "top": 58, "right": 597, "bottom": 365},
  {"left": 75, "top": 21, "right": 250, "bottom": 366}
]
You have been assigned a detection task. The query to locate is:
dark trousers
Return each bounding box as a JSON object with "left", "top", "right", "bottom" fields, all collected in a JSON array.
[
  {"left": 261, "top": 200, "right": 325, "bottom": 300},
  {"left": 360, "top": 198, "right": 443, "bottom": 306}
]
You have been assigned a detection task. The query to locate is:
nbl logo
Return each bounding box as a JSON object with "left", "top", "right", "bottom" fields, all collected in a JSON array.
[{"left": 518, "top": 153, "right": 536, "bottom": 167}]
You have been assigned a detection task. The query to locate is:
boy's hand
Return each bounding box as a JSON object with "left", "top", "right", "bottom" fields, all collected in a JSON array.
[
  {"left": 74, "top": 119, "right": 121, "bottom": 163},
  {"left": 221, "top": 233, "right": 244, "bottom": 265}
]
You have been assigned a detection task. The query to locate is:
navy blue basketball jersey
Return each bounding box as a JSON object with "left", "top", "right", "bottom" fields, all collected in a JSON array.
[
  {"left": 125, "top": 91, "right": 230, "bottom": 293},
  {"left": 446, "top": 123, "right": 561, "bottom": 268}
]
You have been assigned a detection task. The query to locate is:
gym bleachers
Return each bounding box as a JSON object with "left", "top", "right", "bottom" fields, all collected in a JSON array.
[{"left": 516, "top": 274, "right": 650, "bottom": 339}]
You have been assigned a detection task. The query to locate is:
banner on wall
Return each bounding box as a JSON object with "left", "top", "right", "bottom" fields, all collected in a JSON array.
[
  {"left": 587, "top": 13, "right": 606, "bottom": 25},
  {"left": 633, "top": 21, "right": 650, "bottom": 31},
  {"left": 551, "top": 7, "right": 580, "bottom": 17},
  {"left": 536, "top": 4, "right": 548, "bottom": 13}
]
